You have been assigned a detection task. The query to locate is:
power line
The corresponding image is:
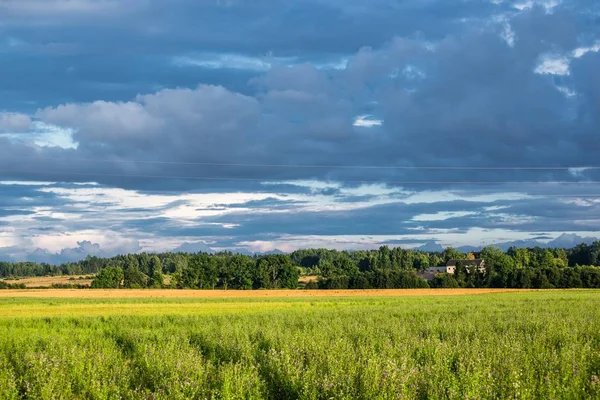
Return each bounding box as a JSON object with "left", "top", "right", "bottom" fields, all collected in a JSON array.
[
  {"left": 14, "top": 156, "right": 600, "bottom": 170},
  {"left": 1, "top": 169, "right": 600, "bottom": 186}
]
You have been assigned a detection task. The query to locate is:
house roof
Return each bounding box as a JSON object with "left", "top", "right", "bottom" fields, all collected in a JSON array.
[{"left": 446, "top": 259, "right": 484, "bottom": 267}]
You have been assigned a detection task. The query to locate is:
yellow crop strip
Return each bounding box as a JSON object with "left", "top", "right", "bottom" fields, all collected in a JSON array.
[{"left": 0, "top": 301, "right": 305, "bottom": 318}]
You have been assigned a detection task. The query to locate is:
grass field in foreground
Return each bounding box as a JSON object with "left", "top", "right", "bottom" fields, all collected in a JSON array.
[{"left": 0, "top": 291, "right": 598, "bottom": 399}]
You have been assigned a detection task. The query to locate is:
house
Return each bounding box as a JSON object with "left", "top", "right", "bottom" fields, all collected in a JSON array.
[
  {"left": 424, "top": 265, "right": 454, "bottom": 274},
  {"left": 445, "top": 259, "right": 486, "bottom": 274},
  {"left": 419, "top": 265, "right": 455, "bottom": 281},
  {"left": 422, "top": 259, "right": 486, "bottom": 276}
]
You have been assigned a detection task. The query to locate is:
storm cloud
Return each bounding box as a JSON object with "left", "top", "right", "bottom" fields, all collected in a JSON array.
[{"left": 1, "top": 0, "right": 599, "bottom": 261}]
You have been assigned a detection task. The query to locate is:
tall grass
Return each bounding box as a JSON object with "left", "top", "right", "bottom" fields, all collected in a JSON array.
[{"left": 0, "top": 291, "right": 598, "bottom": 399}]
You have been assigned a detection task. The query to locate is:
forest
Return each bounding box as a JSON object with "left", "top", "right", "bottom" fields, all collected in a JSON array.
[{"left": 1, "top": 242, "right": 600, "bottom": 289}]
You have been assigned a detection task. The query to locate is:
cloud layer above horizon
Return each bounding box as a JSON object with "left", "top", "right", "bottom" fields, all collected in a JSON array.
[{"left": 1, "top": 0, "right": 600, "bottom": 262}]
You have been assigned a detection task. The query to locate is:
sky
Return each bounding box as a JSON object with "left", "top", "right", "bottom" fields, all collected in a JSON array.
[{"left": 1, "top": 0, "right": 600, "bottom": 263}]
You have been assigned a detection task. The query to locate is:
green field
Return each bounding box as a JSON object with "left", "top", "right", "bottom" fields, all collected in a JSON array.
[{"left": 0, "top": 291, "right": 599, "bottom": 399}]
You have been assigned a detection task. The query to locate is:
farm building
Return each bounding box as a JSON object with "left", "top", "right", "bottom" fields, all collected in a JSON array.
[
  {"left": 445, "top": 259, "right": 486, "bottom": 274},
  {"left": 420, "top": 259, "right": 486, "bottom": 280}
]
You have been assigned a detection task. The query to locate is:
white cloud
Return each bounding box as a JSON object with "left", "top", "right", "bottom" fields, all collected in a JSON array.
[
  {"left": 483, "top": 205, "right": 510, "bottom": 211},
  {"left": 0, "top": 181, "right": 56, "bottom": 186},
  {"left": 402, "top": 64, "right": 427, "bottom": 80},
  {"left": 234, "top": 227, "right": 561, "bottom": 253},
  {"left": 353, "top": 114, "right": 383, "bottom": 128},
  {"left": 572, "top": 43, "right": 600, "bottom": 58},
  {"left": 262, "top": 180, "right": 341, "bottom": 191},
  {"left": 0, "top": 120, "right": 77, "bottom": 148},
  {"left": 513, "top": 0, "right": 561, "bottom": 12},
  {"left": 412, "top": 211, "right": 478, "bottom": 222},
  {"left": 174, "top": 53, "right": 349, "bottom": 72},
  {"left": 556, "top": 86, "right": 577, "bottom": 97},
  {"left": 30, "top": 230, "right": 139, "bottom": 254},
  {"left": 37, "top": 186, "right": 287, "bottom": 221},
  {"left": 339, "top": 184, "right": 403, "bottom": 197},
  {"left": 501, "top": 20, "right": 516, "bottom": 47},
  {"left": 36, "top": 100, "right": 161, "bottom": 142},
  {"left": 3, "top": 177, "right": 599, "bottom": 259},
  {"left": 568, "top": 167, "right": 588, "bottom": 177},
  {"left": 32, "top": 122, "right": 77, "bottom": 148},
  {"left": 534, "top": 54, "right": 570, "bottom": 75},
  {"left": 401, "top": 191, "right": 530, "bottom": 204},
  {"left": 173, "top": 54, "right": 288, "bottom": 71},
  {"left": 0, "top": 230, "right": 19, "bottom": 249},
  {"left": 37, "top": 85, "right": 261, "bottom": 153}
]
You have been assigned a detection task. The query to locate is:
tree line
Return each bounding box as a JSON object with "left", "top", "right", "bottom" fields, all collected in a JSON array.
[
  {"left": 295, "top": 245, "right": 600, "bottom": 289},
  {"left": 1, "top": 242, "right": 600, "bottom": 289},
  {"left": 91, "top": 253, "right": 299, "bottom": 290}
]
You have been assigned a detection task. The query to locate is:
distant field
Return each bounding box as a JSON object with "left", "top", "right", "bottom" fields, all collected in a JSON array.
[
  {"left": 298, "top": 275, "right": 318, "bottom": 284},
  {"left": 0, "top": 290, "right": 598, "bottom": 399},
  {"left": 0, "top": 287, "right": 531, "bottom": 298},
  {"left": 1, "top": 275, "right": 93, "bottom": 288}
]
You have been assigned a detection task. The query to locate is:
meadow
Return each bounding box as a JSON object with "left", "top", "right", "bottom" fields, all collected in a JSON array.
[{"left": 0, "top": 290, "right": 598, "bottom": 399}]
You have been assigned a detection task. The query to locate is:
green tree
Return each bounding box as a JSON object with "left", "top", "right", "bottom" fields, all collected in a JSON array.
[
  {"left": 177, "top": 263, "right": 199, "bottom": 288},
  {"left": 414, "top": 252, "right": 430, "bottom": 270},
  {"left": 482, "top": 246, "right": 515, "bottom": 287},
  {"left": 255, "top": 255, "right": 299, "bottom": 289},
  {"left": 149, "top": 270, "right": 164, "bottom": 288},
  {"left": 443, "top": 247, "right": 465, "bottom": 263},
  {"left": 377, "top": 246, "right": 392, "bottom": 270},
  {"left": 317, "top": 259, "right": 335, "bottom": 278},
  {"left": 138, "top": 253, "right": 151, "bottom": 276},
  {"left": 538, "top": 249, "right": 556, "bottom": 269},
  {"left": 511, "top": 247, "right": 531, "bottom": 269},
  {"left": 430, "top": 273, "right": 459, "bottom": 288},
  {"left": 200, "top": 257, "right": 219, "bottom": 289},
  {"left": 454, "top": 261, "right": 468, "bottom": 287},
  {"left": 228, "top": 255, "right": 255, "bottom": 290},
  {"left": 91, "top": 267, "right": 124, "bottom": 289},
  {"left": 400, "top": 250, "right": 415, "bottom": 270},
  {"left": 332, "top": 257, "right": 359, "bottom": 277},
  {"left": 553, "top": 249, "right": 568, "bottom": 268},
  {"left": 429, "top": 254, "right": 443, "bottom": 268},
  {"left": 148, "top": 256, "right": 164, "bottom": 288},
  {"left": 149, "top": 256, "right": 163, "bottom": 276},
  {"left": 123, "top": 256, "right": 148, "bottom": 288}
]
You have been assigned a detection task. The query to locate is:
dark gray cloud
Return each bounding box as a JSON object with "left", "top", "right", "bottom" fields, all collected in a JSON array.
[
  {"left": 1, "top": 6, "right": 596, "bottom": 190},
  {"left": 1, "top": 0, "right": 600, "bottom": 261},
  {"left": 0, "top": 112, "right": 32, "bottom": 132},
  {"left": 0, "top": 0, "right": 507, "bottom": 110}
]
